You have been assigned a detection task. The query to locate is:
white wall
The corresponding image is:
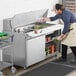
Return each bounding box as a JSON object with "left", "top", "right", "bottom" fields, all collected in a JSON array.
[
  {"left": 0, "top": 0, "right": 59, "bottom": 60},
  {"left": 0, "top": 0, "right": 59, "bottom": 30}
]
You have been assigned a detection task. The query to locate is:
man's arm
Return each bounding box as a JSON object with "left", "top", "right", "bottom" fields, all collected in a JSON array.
[
  {"left": 57, "top": 13, "right": 71, "bottom": 40},
  {"left": 38, "top": 14, "right": 60, "bottom": 22},
  {"left": 50, "top": 14, "right": 60, "bottom": 21}
]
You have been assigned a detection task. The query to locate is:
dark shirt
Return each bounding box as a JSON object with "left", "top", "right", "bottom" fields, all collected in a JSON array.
[{"left": 50, "top": 9, "right": 76, "bottom": 34}]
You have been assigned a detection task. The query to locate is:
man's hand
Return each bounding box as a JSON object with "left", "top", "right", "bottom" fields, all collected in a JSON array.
[
  {"left": 57, "top": 36, "right": 62, "bottom": 40},
  {"left": 57, "top": 34, "right": 64, "bottom": 41},
  {"left": 36, "top": 17, "right": 50, "bottom": 23}
]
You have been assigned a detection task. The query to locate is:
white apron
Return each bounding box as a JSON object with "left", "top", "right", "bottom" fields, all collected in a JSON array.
[{"left": 62, "top": 23, "right": 76, "bottom": 46}]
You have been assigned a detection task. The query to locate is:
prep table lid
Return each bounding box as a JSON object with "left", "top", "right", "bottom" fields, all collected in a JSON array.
[{"left": 11, "top": 9, "right": 48, "bottom": 28}]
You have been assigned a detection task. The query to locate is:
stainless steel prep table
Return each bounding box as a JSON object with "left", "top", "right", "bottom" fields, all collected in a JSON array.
[{"left": 2, "top": 9, "right": 63, "bottom": 69}]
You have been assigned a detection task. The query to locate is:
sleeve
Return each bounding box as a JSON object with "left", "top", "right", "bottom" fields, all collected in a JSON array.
[
  {"left": 49, "top": 14, "right": 60, "bottom": 21},
  {"left": 62, "top": 14, "right": 71, "bottom": 34}
]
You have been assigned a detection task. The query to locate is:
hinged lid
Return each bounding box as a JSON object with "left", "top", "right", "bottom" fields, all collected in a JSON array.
[{"left": 11, "top": 9, "right": 48, "bottom": 29}]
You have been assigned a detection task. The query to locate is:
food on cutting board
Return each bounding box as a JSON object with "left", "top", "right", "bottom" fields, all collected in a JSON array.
[{"left": 34, "top": 22, "right": 49, "bottom": 29}]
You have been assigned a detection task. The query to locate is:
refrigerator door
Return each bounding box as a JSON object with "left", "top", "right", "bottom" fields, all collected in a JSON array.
[{"left": 26, "top": 35, "right": 45, "bottom": 66}]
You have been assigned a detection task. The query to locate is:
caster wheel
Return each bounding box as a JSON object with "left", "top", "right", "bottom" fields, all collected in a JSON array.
[
  {"left": 0, "top": 71, "right": 5, "bottom": 76},
  {"left": 11, "top": 66, "right": 16, "bottom": 74},
  {"left": 55, "top": 54, "right": 57, "bottom": 57},
  {"left": 24, "top": 67, "right": 26, "bottom": 70}
]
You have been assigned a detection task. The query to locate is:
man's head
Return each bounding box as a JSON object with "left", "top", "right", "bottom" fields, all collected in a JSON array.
[{"left": 54, "top": 4, "right": 64, "bottom": 14}]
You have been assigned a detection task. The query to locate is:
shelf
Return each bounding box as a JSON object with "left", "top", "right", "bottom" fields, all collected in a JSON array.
[
  {"left": 0, "top": 61, "right": 12, "bottom": 70},
  {"left": 46, "top": 40, "right": 53, "bottom": 44},
  {"left": 45, "top": 29, "right": 61, "bottom": 59},
  {"left": 45, "top": 52, "right": 57, "bottom": 58},
  {"left": 46, "top": 37, "right": 57, "bottom": 43},
  {"left": 0, "top": 41, "right": 11, "bottom": 49}
]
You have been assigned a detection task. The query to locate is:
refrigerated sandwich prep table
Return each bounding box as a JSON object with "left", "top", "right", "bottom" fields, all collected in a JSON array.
[{"left": 2, "top": 9, "right": 63, "bottom": 69}]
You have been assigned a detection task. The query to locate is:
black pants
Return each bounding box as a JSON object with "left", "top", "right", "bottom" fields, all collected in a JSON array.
[{"left": 62, "top": 44, "right": 76, "bottom": 59}]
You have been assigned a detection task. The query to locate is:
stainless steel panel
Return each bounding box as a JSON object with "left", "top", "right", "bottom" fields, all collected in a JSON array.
[
  {"left": 3, "top": 18, "right": 12, "bottom": 33},
  {"left": 3, "top": 32, "right": 26, "bottom": 67},
  {"left": 26, "top": 35, "right": 45, "bottom": 66}
]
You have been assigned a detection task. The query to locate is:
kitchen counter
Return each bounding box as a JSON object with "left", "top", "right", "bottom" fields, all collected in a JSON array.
[{"left": 27, "top": 24, "right": 63, "bottom": 38}]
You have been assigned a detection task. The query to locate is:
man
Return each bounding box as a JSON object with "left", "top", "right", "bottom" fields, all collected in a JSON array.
[{"left": 40, "top": 3, "right": 76, "bottom": 63}]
